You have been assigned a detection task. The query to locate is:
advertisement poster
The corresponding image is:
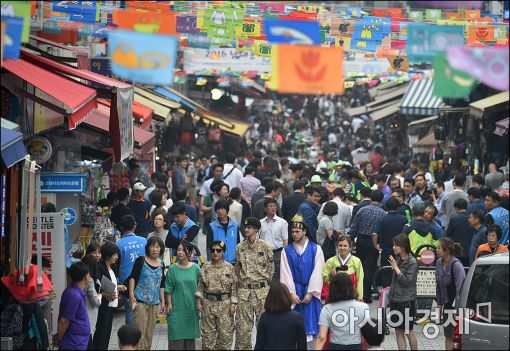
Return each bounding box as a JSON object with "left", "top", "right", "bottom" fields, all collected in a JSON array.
[{"left": 29, "top": 213, "right": 65, "bottom": 334}]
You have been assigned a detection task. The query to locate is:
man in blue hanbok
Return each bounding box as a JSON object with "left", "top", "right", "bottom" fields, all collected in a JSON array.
[{"left": 280, "top": 213, "right": 325, "bottom": 343}]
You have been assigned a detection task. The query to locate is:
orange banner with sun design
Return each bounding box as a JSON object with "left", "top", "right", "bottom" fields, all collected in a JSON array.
[{"left": 270, "top": 45, "right": 344, "bottom": 94}]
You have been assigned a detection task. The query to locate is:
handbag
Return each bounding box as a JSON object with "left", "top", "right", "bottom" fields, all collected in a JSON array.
[{"left": 321, "top": 229, "right": 338, "bottom": 261}]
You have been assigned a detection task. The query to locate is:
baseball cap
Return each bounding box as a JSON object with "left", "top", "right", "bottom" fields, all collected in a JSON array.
[
  {"left": 243, "top": 217, "right": 261, "bottom": 230},
  {"left": 133, "top": 182, "right": 147, "bottom": 192},
  {"left": 310, "top": 175, "right": 322, "bottom": 183}
]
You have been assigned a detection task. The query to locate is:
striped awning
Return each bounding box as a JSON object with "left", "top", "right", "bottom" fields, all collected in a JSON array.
[{"left": 399, "top": 78, "right": 444, "bottom": 116}]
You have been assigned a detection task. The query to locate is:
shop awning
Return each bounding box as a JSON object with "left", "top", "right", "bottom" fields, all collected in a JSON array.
[
  {"left": 83, "top": 106, "right": 155, "bottom": 149},
  {"left": 2, "top": 58, "right": 97, "bottom": 129},
  {"left": 408, "top": 115, "right": 439, "bottom": 127},
  {"left": 494, "top": 117, "right": 509, "bottom": 136},
  {"left": 412, "top": 131, "right": 437, "bottom": 154},
  {"left": 153, "top": 86, "right": 250, "bottom": 137},
  {"left": 400, "top": 78, "right": 445, "bottom": 116},
  {"left": 134, "top": 87, "right": 179, "bottom": 121},
  {"left": 369, "top": 102, "right": 400, "bottom": 122},
  {"left": 366, "top": 84, "right": 408, "bottom": 110},
  {"left": 469, "top": 91, "right": 509, "bottom": 119},
  {"left": 346, "top": 105, "right": 367, "bottom": 117},
  {"left": 1, "top": 127, "right": 28, "bottom": 168},
  {"left": 20, "top": 50, "right": 131, "bottom": 90},
  {"left": 98, "top": 99, "right": 153, "bottom": 129}
]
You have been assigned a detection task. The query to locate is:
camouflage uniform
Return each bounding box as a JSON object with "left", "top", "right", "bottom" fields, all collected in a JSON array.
[
  {"left": 196, "top": 260, "right": 237, "bottom": 350},
  {"left": 234, "top": 238, "right": 274, "bottom": 350}
]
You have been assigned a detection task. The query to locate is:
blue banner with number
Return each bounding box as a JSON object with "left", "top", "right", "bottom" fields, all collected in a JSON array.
[{"left": 264, "top": 19, "right": 321, "bottom": 45}]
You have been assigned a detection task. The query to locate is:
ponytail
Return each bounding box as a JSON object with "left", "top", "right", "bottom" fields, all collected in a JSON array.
[{"left": 439, "top": 238, "right": 464, "bottom": 257}]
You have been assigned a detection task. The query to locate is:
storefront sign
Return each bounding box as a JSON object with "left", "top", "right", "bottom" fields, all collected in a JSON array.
[
  {"left": 117, "top": 89, "right": 134, "bottom": 161},
  {"left": 60, "top": 207, "right": 77, "bottom": 226},
  {"left": 31, "top": 136, "right": 53, "bottom": 164},
  {"left": 29, "top": 212, "right": 65, "bottom": 334},
  {"left": 40, "top": 173, "right": 87, "bottom": 193},
  {"left": 183, "top": 47, "right": 271, "bottom": 73},
  {"left": 416, "top": 268, "right": 437, "bottom": 297}
]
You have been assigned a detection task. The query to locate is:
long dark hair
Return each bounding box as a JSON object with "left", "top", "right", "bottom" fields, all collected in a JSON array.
[
  {"left": 264, "top": 283, "right": 292, "bottom": 313},
  {"left": 82, "top": 254, "right": 99, "bottom": 283}
]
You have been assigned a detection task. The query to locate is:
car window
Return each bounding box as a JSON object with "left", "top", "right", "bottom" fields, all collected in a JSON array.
[{"left": 466, "top": 264, "right": 509, "bottom": 325}]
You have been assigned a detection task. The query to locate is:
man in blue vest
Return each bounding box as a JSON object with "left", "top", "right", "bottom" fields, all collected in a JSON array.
[
  {"left": 116, "top": 215, "right": 146, "bottom": 325},
  {"left": 209, "top": 199, "right": 240, "bottom": 264},
  {"left": 280, "top": 213, "right": 325, "bottom": 345},
  {"left": 167, "top": 203, "right": 200, "bottom": 262},
  {"left": 484, "top": 191, "right": 509, "bottom": 245}
]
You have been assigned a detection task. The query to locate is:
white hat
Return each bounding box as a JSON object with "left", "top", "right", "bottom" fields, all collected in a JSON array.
[
  {"left": 310, "top": 175, "right": 322, "bottom": 183},
  {"left": 133, "top": 182, "right": 147, "bottom": 192}
]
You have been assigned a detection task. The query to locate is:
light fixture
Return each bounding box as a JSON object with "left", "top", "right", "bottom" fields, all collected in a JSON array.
[{"left": 211, "top": 88, "right": 224, "bottom": 100}]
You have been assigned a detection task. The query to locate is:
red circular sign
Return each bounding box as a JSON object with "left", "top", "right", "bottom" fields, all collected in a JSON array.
[{"left": 420, "top": 250, "right": 436, "bottom": 265}]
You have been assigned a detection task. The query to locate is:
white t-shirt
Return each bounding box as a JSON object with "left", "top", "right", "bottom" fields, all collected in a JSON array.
[{"left": 319, "top": 299, "right": 369, "bottom": 345}]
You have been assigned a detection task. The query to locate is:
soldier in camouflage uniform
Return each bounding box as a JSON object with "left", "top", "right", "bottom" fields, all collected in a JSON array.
[
  {"left": 196, "top": 241, "right": 237, "bottom": 350},
  {"left": 234, "top": 217, "right": 274, "bottom": 350}
]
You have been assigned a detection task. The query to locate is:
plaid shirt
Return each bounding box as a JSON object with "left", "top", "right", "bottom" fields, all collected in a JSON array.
[{"left": 349, "top": 204, "right": 386, "bottom": 238}]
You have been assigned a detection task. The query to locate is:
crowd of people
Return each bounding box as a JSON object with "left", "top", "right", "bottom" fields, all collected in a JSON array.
[
  {"left": 51, "top": 141, "right": 508, "bottom": 350},
  {"left": 3, "top": 93, "right": 508, "bottom": 350}
]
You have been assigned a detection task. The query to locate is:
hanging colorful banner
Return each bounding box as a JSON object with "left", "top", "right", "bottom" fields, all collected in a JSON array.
[
  {"left": 494, "top": 26, "right": 508, "bottom": 40},
  {"left": 112, "top": 9, "right": 176, "bottom": 34},
  {"left": 0, "top": 20, "right": 5, "bottom": 62},
  {"left": 264, "top": 19, "right": 321, "bottom": 45},
  {"left": 176, "top": 15, "right": 201, "bottom": 34},
  {"left": 446, "top": 46, "right": 509, "bottom": 91},
  {"left": 386, "top": 54, "right": 409, "bottom": 72},
  {"left": 235, "top": 21, "right": 261, "bottom": 37},
  {"left": 464, "top": 9, "right": 481, "bottom": 20},
  {"left": 0, "top": 16, "right": 22, "bottom": 59},
  {"left": 425, "top": 9, "right": 442, "bottom": 20},
  {"left": 270, "top": 45, "right": 344, "bottom": 94},
  {"left": 253, "top": 40, "right": 272, "bottom": 57},
  {"left": 399, "top": 22, "right": 409, "bottom": 40},
  {"left": 433, "top": 53, "right": 477, "bottom": 98},
  {"left": 409, "top": 11, "right": 423, "bottom": 20},
  {"left": 338, "top": 7, "right": 362, "bottom": 18},
  {"left": 125, "top": 1, "right": 171, "bottom": 12},
  {"left": 183, "top": 47, "right": 271, "bottom": 74},
  {"left": 467, "top": 25, "right": 495, "bottom": 43},
  {"left": 203, "top": 6, "right": 245, "bottom": 39},
  {"left": 445, "top": 12, "right": 461, "bottom": 20},
  {"left": 329, "top": 19, "right": 355, "bottom": 36},
  {"left": 1, "top": 1, "right": 30, "bottom": 42},
  {"left": 108, "top": 30, "right": 177, "bottom": 85},
  {"left": 257, "top": 3, "right": 286, "bottom": 13},
  {"left": 407, "top": 23, "right": 465, "bottom": 63},
  {"left": 335, "top": 36, "right": 352, "bottom": 50},
  {"left": 51, "top": 1, "right": 99, "bottom": 23}
]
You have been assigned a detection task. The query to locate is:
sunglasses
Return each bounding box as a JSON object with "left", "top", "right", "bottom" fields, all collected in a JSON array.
[{"left": 210, "top": 248, "right": 223, "bottom": 253}]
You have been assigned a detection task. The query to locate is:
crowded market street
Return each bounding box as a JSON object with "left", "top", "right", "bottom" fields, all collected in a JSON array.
[{"left": 1, "top": 1, "right": 509, "bottom": 351}]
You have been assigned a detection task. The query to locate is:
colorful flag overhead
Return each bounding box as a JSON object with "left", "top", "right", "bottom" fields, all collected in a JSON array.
[
  {"left": 446, "top": 46, "right": 509, "bottom": 91},
  {"left": 264, "top": 19, "right": 321, "bottom": 45},
  {"left": 108, "top": 30, "right": 178, "bottom": 85},
  {"left": 433, "top": 53, "right": 477, "bottom": 98},
  {"left": 270, "top": 45, "right": 344, "bottom": 94}
]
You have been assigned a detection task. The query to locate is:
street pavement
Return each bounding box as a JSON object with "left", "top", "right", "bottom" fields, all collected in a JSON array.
[{"left": 107, "top": 231, "right": 445, "bottom": 350}]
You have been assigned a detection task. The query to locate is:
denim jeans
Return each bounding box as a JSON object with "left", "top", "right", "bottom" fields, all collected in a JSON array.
[{"left": 120, "top": 293, "right": 134, "bottom": 325}]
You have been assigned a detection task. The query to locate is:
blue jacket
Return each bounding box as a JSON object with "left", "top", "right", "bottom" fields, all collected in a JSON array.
[
  {"left": 116, "top": 233, "right": 147, "bottom": 284},
  {"left": 169, "top": 218, "right": 197, "bottom": 249},
  {"left": 209, "top": 219, "right": 239, "bottom": 263},
  {"left": 297, "top": 200, "right": 320, "bottom": 241}
]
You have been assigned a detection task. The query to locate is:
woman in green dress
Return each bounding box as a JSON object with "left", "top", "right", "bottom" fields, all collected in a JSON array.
[{"left": 165, "top": 240, "right": 201, "bottom": 350}]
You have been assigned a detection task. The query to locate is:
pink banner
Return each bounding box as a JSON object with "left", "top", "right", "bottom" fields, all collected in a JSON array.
[{"left": 446, "top": 47, "right": 509, "bottom": 91}]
